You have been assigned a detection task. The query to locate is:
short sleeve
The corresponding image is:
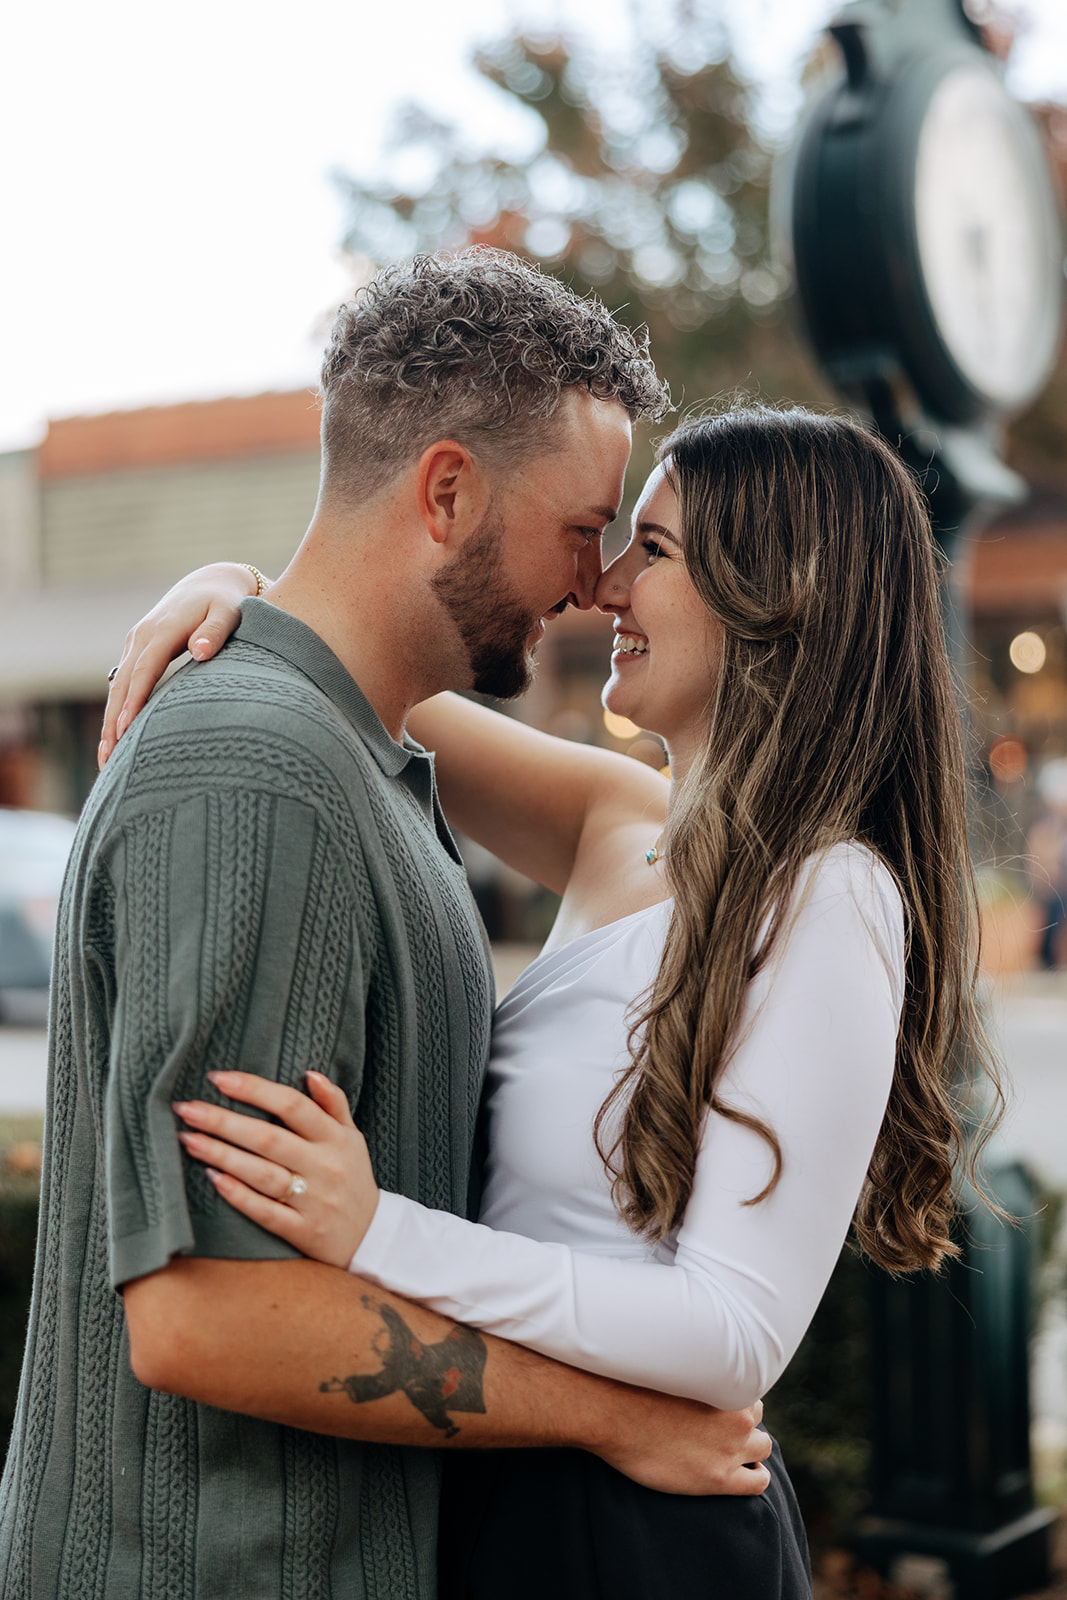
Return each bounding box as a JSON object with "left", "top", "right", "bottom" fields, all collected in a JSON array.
[{"left": 103, "top": 788, "right": 363, "bottom": 1289}]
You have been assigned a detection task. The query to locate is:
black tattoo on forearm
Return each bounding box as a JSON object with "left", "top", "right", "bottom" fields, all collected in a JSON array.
[{"left": 320, "top": 1295, "right": 488, "bottom": 1439}]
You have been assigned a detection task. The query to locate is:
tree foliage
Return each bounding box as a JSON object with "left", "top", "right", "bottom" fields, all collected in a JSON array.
[
  {"left": 334, "top": 10, "right": 828, "bottom": 434},
  {"left": 333, "top": 8, "right": 1064, "bottom": 485}
]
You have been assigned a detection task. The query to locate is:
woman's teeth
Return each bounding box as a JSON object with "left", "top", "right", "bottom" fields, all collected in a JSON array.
[{"left": 614, "top": 635, "right": 648, "bottom": 655}]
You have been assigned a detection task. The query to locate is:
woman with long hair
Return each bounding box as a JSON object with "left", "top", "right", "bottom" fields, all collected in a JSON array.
[{"left": 103, "top": 405, "right": 998, "bottom": 1598}]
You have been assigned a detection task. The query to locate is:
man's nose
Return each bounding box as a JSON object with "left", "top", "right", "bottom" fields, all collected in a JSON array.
[{"left": 570, "top": 540, "right": 604, "bottom": 610}]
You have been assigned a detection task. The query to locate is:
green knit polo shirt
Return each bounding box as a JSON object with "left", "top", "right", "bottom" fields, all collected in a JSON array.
[{"left": 0, "top": 599, "right": 494, "bottom": 1600}]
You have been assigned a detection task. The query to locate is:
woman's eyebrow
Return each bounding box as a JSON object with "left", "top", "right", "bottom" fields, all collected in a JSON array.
[{"left": 636, "top": 519, "right": 680, "bottom": 544}]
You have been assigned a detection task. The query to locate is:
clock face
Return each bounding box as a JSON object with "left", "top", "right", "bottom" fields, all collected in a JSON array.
[{"left": 914, "top": 64, "right": 1063, "bottom": 411}]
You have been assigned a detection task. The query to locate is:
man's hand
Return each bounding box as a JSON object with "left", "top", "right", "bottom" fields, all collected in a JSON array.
[{"left": 589, "top": 1390, "right": 771, "bottom": 1497}]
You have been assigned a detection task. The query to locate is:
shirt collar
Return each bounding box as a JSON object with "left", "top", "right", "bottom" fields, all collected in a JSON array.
[{"left": 232, "top": 597, "right": 426, "bottom": 779}]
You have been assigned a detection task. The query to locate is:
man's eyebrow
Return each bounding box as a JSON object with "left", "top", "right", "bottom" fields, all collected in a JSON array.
[
  {"left": 636, "top": 519, "right": 680, "bottom": 543},
  {"left": 590, "top": 505, "right": 619, "bottom": 525}
]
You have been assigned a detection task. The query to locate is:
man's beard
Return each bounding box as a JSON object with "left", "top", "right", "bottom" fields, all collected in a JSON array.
[{"left": 431, "top": 504, "right": 541, "bottom": 700}]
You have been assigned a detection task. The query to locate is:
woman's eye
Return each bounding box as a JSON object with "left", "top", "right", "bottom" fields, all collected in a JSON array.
[{"left": 642, "top": 539, "right": 665, "bottom": 560}]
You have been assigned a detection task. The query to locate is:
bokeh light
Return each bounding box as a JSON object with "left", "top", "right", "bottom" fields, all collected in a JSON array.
[
  {"left": 603, "top": 710, "right": 641, "bottom": 740},
  {"left": 988, "top": 734, "right": 1028, "bottom": 785},
  {"left": 1009, "top": 631, "right": 1047, "bottom": 673},
  {"left": 626, "top": 734, "right": 666, "bottom": 768}
]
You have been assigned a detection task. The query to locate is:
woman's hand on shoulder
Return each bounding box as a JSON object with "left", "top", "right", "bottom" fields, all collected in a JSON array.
[
  {"left": 172, "top": 1068, "right": 378, "bottom": 1270},
  {"left": 99, "top": 562, "right": 265, "bottom": 769}
]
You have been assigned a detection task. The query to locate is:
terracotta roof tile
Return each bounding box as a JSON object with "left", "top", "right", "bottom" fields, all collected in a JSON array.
[{"left": 39, "top": 390, "right": 321, "bottom": 479}]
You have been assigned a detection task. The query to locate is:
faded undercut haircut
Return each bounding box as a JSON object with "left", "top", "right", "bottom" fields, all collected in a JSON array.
[{"left": 318, "top": 248, "right": 669, "bottom": 504}]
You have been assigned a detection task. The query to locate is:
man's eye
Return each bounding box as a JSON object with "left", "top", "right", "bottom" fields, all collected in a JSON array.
[{"left": 581, "top": 528, "right": 602, "bottom": 543}]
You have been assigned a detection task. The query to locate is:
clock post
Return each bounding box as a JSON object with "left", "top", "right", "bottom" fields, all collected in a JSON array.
[{"left": 784, "top": 0, "right": 1065, "bottom": 1595}]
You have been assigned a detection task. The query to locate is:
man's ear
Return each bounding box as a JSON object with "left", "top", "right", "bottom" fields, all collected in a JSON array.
[{"left": 415, "top": 441, "right": 491, "bottom": 547}]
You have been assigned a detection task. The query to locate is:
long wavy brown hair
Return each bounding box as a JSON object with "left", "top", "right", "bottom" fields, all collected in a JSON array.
[{"left": 595, "top": 405, "right": 1000, "bottom": 1274}]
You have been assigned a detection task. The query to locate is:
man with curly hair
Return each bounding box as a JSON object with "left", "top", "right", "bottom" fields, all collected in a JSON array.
[{"left": 1, "top": 251, "right": 768, "bottom": 1600}]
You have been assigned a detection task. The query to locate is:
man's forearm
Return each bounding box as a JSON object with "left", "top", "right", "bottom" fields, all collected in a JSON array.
[
  {"left": 127, "top": 1256, "right": 608, "bottom": 1449},
  {"left": 124, "top": 1256, "right": 772, "bottom": 1496}
]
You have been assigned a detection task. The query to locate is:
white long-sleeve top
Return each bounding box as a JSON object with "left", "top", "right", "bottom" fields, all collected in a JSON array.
[{"left": 352, "top": 843, "right": 905, "bottom": 1409}]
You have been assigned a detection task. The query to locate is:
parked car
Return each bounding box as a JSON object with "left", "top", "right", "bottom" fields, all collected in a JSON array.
[{"left": 0, "top": 808, "right": 77, "bottom": 1026}]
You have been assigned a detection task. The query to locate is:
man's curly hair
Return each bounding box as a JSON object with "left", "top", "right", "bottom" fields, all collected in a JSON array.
[{"left": 318, "top": 249, "right": 668, "bottom": 504}]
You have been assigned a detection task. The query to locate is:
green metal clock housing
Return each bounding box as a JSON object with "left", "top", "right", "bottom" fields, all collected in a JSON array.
[{"left": 789, "top": 0, "right": 1063, "bottom": 428}]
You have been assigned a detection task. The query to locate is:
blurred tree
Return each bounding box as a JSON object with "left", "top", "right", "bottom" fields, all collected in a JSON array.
[
  {"left": 334, "top": 5, "right": 830, "bottom": 474},
  {"left": 333, "top": 6, "right": 1064, "bottom": 490}
]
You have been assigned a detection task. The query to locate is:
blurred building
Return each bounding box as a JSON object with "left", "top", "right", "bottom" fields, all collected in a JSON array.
[
  {"left": 967, "top": 485, "right": 1067, "bottom": 759},
  {"left": 0, "top": 391, "right": 323, "bottom": 813},
  {"left": 6, "top": 380, "right": 1067, "bottom": 862},
  {"left": 0, "top": 387, "right": 668, "bottom": 940},
  {"left": 0, "top": 389, "right": 659, "bottom": 852}
]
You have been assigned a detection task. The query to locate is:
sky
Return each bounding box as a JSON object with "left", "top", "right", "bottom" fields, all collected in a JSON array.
[{"left": 2, "top": 0, "right": 1066, "bottom": 454}]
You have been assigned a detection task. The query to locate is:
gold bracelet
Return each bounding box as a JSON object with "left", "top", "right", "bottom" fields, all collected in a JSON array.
[{"left": 241, "top": 563, "right": 269, "bottom": 597}]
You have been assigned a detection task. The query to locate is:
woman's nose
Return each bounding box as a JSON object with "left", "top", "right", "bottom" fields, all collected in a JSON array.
[{"left": 596, "top": 555, "right": 628, "bottom": 612}]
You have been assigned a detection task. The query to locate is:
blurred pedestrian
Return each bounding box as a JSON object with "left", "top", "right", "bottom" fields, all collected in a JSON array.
[{"left": 1028, "top": 758, "right": 1067, "bottom": 970}]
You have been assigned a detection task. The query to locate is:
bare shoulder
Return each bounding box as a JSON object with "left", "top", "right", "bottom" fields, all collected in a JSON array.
[
  {"left": 546, "top": 765, "right": 670, "bottom": 948},
  {"left": 581, "top": 750, "right": 669, "bottom": 834}
]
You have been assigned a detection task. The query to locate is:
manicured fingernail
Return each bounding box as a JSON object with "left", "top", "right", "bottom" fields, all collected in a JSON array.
[
  {"left": 191, "top": 637, "right": 212, "bottom": 660},
  {"left": 205, "top": 1071, "right": 228, "bottom": 1085},
  {"left": 176, "top": 1129, "right": 194, "bottom": 1143},
  {"left": 116, "top": 710, "right": 129, "bottom": 738},
  {"left": 172, "top": 1102, "right": 191, "bottom": 1115},
  {"left": 205, "top": 1168, "right": 223, "bottom": 1183},
  {"left": 97, "top": 739, "right": 110, "bottom": 768}
]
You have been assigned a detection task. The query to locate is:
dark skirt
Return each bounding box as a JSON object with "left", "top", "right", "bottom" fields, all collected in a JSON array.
[{"left": 438, "top": 1435, "right": 812, "bottom": 1600}]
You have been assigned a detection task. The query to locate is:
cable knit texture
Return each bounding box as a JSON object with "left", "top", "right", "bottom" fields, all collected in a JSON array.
[{"left": 0, "top": 600, "right": 493, "bottom": 1600}]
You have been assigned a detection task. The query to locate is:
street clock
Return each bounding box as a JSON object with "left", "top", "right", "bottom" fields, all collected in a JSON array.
[{"left": 788, "top": 0, "right": 1064, "bottom": 429}]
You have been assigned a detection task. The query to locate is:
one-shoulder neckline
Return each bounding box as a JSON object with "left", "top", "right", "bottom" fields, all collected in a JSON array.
[
  {"left": 540, "top": 897, "right": 673, "bottom": 962},
  {"left": 498, "top": 898, "right": 673, "bottom": 1015}
]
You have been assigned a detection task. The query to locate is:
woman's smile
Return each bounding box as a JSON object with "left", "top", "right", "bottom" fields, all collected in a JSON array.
[{"left": 598, "top": 465, "right": 721, "bottom": 770}]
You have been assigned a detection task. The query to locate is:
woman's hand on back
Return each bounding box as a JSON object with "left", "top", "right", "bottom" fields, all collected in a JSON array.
[{"left": 99, "top": 562, "right": 263, "bottom": 768}]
